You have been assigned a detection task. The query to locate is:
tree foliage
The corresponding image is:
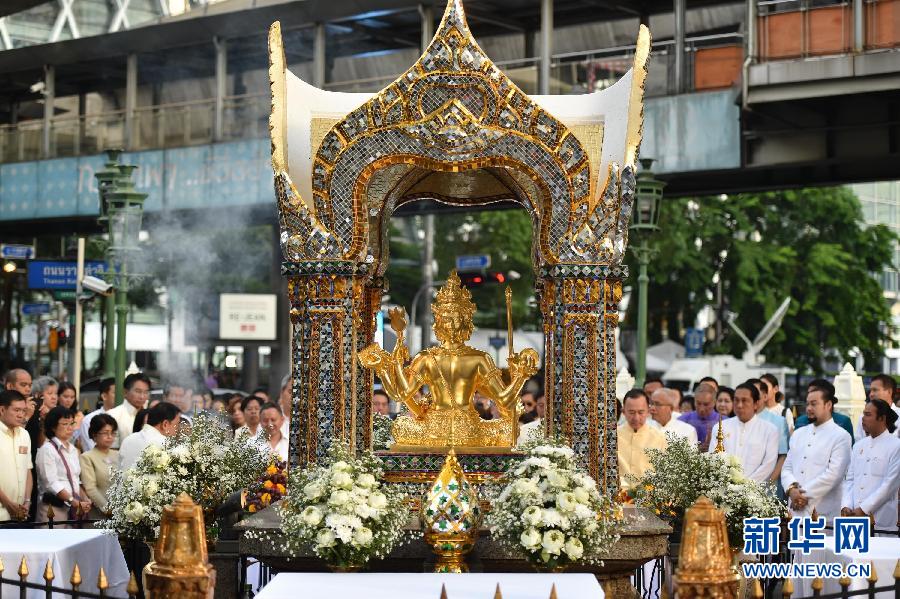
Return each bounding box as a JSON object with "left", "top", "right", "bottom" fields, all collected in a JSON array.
[{"left": 626, "top": 186, "right": 896, "bottom": 373}]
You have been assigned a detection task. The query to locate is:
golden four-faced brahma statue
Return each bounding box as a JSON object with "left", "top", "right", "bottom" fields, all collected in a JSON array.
[{"left": 358, "top": 271, "right": 539, "bottom": 450}]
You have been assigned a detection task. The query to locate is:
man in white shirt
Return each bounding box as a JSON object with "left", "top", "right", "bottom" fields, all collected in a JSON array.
[
  {"left": 79, "top": 378, "right": 116, "bottom": 452},
  {"left": 761, "top": 373, "right": 794, "bottom": 434},
  {"left": 708, "top": 383, "right": 779, "bottom": 482},
  {"left": 234, "top": 395, "right": 264, "bottom": 441},
  {"left": 781, "top": 381, "right": 851, "bottom": 519},
  {"left": 854, "top": 374, "right": 900, "bottom": 441},
  {"left": 106, "top": 373, "right": 151, "bottom": 449},
  {"left": 841, "top": 398, "right": 900, "bottom": 533},
  {"left": 260, "top": 402, "right": 289, "bottom": 462},
  {"left": 649, "top": 388, "right": 697, "bottom": 445},
  {"left": 119, "top": 402, "right": 181, "bottom": 470},
  {"left": 0, "top": 390, "right": 32, "bottom": 521}
]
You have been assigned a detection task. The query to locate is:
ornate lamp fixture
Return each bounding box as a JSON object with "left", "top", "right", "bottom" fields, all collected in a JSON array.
[{"left": 629, "top": 158, "right": 666, "bottom": 387}]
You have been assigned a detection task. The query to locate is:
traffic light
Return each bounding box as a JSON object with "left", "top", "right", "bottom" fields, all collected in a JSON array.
[
  {"left": 57, "top": 329, "right": 67, "bottom": 347},
  {"left": 458, "top": 271, "right": 506, "bottom": 287}
]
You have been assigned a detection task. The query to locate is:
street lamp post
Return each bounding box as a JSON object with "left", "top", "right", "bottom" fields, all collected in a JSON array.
[
  {"left": 630, "top": 158, "right": 666, "bottom": 388},
  {"left": 95, "top": 150, "right": 123, "bottom": 379},
  {"left": 103, "top": 157, "right": 147, "bottom": 404}
]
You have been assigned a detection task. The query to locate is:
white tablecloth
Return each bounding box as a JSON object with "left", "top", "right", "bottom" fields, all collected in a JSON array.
[
  {"left": 793, "top": 536, "right": 900, "bottom": 599},
  {"left": 0, "top": 529, "right": 129, "bottom": 599},
  {"left": 256, "top": 573, "right": 603, "bottom": 599}
]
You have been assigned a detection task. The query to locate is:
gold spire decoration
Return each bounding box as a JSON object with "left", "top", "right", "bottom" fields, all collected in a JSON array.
[
  {"left": 127, "top": 572, "right": 140, "bottom": 596},
  {"left": 838, "top": 575, "right": 851, "bottom": 588},
  {"left": 0, "top": 556, "right": 4, "bottom": 574},
  {"left": 70, "top": 563, "right": 82, "bottom": 587},
  {"left": 548, "top": 583, "right": 558, "bottom": 599},
  {"left": 143, "top": 493, "right": 216, "bottom": 599},
  {"left": 97, "top": 567, "right": 109, "bottom": 591},
  {"left": 781, "top": 577, "right": 794, "bottom": 597},
  {"left": 43, "top": 558, "right": 54, "bottom": 582},
  {"left": 673, "top": 496, "right": 739, "bottom": 598},
  {"left": 18, "top": 556, "right": 28, "bottom": 578},
  {"left": 493, "top": 583, "right": 503, "bottom": 599},
  {"left": 439, "top": 583, "right": 448, "bottom": 599},
  {"left": 714, "top": 411, "right": 725, "bottom": 453},
  {"left": 893, "top": 558, "right": 900, "bottom": 580},
  {"left": 867, "top": 561, "right": 878, "bottom": 584},
  {"left": 810, "top": 577, "right": 823, "bottom": 592},
  {"left": 750, "top": 578, "right": 764, "bottom": 598}
]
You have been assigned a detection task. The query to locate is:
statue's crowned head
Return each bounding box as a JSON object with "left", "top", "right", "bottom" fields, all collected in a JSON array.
[{"left": 432, "top": 270, "right": 476, "bottom": 345}]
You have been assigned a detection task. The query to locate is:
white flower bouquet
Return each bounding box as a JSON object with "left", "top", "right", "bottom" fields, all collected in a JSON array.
[
  {"left": 103, "top": 413, "right": 271, "bottom": 542},
  {"left": 631, "top": 435, "right": 786, "bottom": 546},
  {"left": 486, "top": 441, "right": 620, "bottom": 570},
  {"left": 279, "top": 443, "right": 413, "bottom": 570}
]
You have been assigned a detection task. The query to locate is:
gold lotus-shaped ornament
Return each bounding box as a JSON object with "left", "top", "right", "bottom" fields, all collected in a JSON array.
[{"left": 421, "top": 449, "right": 482, "bottom": 573}]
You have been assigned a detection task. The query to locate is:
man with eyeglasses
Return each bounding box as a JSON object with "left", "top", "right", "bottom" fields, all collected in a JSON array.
[
  {"left": 106, "top": 373, "right": 151, "bottom": 449},
  {"left": 0, "top": 390, "right": 33, "bottom": 521}
]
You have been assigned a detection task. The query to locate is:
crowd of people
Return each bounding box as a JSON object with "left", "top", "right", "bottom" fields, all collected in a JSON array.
[
  {"left": 0, "top": 368, "right": 294, "bottom": 525},
  {"left": 617, "top": 373, "right": 900, "bottom": 532}
]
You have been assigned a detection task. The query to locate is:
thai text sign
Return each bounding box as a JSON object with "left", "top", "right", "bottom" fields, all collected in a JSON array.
[
  {"left": 219, "top": 294, "right": 277, "bottom": 341},
  {"left": 27, "top": 260, "right": 107, "bottom": 289}
]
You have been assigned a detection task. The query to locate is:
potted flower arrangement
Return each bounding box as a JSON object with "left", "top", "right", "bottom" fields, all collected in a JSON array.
[
  {"left": 486, "top": 440, "right": 620, "bottom": 571},
  {"left": 246, "top": 459, "right": 288, "bottom": 514},
  {"left": 278, "top": 443, "right": 413, "bottom": 571},
  {"left": 630, "top": 435, "right": 786, "bottom": 548},
  {"left": 103, "top": 413, "right": 271, "bottom": 544}
]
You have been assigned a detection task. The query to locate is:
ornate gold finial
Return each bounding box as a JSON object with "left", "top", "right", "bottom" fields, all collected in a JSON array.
[
  {"left": 97, "top": 567, "right": 109, "bottom": 590},
  {"left": 18, "top": 556, "right": 28, "bottom": 578},
  {"left": 432, "top": 270, "right": 475, "bottom": 317},
  {"left": 714, "top": 411, "right": 725, "bottom": 453},
  {"left": 750, "top": 578, "right": 764, "bottom": 598},
  {"left": 144, "top": 493, "right": 216, "bottom": 599},
  {"left": 893, "top": 558, "right": 900, "bottom": 580},
  {"left": 127, "top": 571, "right": 139, "bottom": 596},
  {"left": 439, "top": 583, "right": 448, "bottom": 599},
  {"left": 70, "top": 564, "right": 82, "bottom": 587},
  {"left": 781, "top": 577, "right": 794, "bottom": 597},
  {"left": 811, "top": 577, "right": 823, "bottom": 591},
  {"left": 493, "top": 583, "right": 503, "bottom": 599},
  {"left": 421, "top": 449, "right": 482, "bottom": 573},
  {"left": 838, "top": 575, "right": 851, "bottom": 588},
  {"left": 673, "top": 496, "right": 739, "bottom": 598},
  {"left": 867, "top": 561, "right": 878, "bottom": 583},
  {"left": 0, "top": 556, "right": 4, "bottom": 574},
  {"left": 548, "top": 583, "right": 558, "bottom": 599},
  {"left": 43, "top": 558, "right": 54, "bottom": 582},
  {"left": 46, "top": 504, "right": 55, "bottom": 521}
]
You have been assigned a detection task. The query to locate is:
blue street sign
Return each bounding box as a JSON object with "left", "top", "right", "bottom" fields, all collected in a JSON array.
[
  {"left": 455, "top": 254, "right": 491, "bottom": 272},
  {"left": 27, "top": 260, "right": 107, "bottom": 290},
  {"left": 0, "top": 244, "right": 35, "bottom": 259},
  {"left": 22, "top": 302, "right": 51, "bottom": 316},
  {"left": 684, "top": 327, "right": 704, "bottom": 358},
  {"left": 488, "top": 336, "right": 506, "bottom": 350}
]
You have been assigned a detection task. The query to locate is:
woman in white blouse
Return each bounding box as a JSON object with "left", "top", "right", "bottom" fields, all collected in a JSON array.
[{"left": 35, "top": 406, "right": 92, "bottom": 524}]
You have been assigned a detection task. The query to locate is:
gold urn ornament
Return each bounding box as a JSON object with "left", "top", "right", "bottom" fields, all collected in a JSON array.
[
  {"left": 421, "top": 449, "right": 482, "bottom": 572},
  {"left": 674, "top": 496, "right": 739, "bottom": 598}
]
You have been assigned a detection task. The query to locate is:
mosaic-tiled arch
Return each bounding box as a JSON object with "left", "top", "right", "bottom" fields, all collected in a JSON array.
[{"left": 308, "top": 0, "right": 591, "bottom": 266}]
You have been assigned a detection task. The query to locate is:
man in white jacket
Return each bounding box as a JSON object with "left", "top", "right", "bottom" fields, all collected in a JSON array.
[
  {"left": 841, "top": 398, "right": 900, "bottom": 533},
  {"left": 708, "top": 382, "right": 778, "bottom": 482},
  {"left": 781, "top": 381, "right": 851, "bottom": 519}
]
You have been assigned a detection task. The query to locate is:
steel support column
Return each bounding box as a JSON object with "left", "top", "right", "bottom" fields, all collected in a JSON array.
[
  {"left": 314, "top": 23, "right": 326, "bottom": 88},
  {"left": 42, "top": 65, "right": 54, "bottom": 158},
  {"left": 539, "top": 0, "right": 553, "bottom": 95},
  {"left": 853, "top": 0, "right": 864, "bottom": 52},
  {"left": 125, "top": 54, "right": 137, "bottom": 149},
  {"left": 214, "top": 37, "right": 227, "bottom": 141},
  {"left": 674, "top": 0, "right": 686, "bottom": 93}
]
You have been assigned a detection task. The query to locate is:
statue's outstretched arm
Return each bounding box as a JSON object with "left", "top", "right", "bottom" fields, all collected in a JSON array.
[
  {"left": 358, "top": 345, "right": 428, "bottom": 419},
  {"left": 476, "top": 348, "right": 540, "bottom": 413}
]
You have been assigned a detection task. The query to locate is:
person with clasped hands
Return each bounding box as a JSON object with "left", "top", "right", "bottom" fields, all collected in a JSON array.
[
  {"left": 79, "top": 413, "right": 120, "bottom": 519},
  {"left": 35, "top": 407, "right": 92, "bottom": 524},
  {"left": 840, "top": 398, "right": 900, "bottom": 533},
  {"left": 0, "top": 389, "right": 33, "bottom": 521},
  {"left": 781, "top": 382, "right": 851, "bottom": 519}
]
